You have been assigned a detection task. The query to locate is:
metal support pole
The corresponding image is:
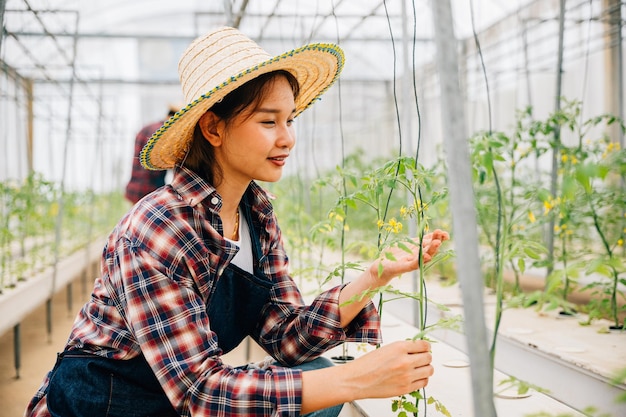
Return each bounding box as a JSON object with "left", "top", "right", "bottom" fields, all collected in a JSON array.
[
  {"left": 67, "top": 282, "right": 73, "bottom": 313},
  {"left": 546, "top": 0, "right": 566, "bottom": 281},
  {"left": 431, "top": 1, "right": 497, "bottom": 416},
  {"left": 13, "top": 323, "right": 21, "bottom": 379},
  {"left": 0, "top": 0, "right": 6, "bottom": 57},
  {"left": 25, "top": 78, "right": 34, "bottom": 173},
  {"left": 603, "top": 0, "right": 624, "bottom": 147},
  {"left": 50, "top": 12, "right": 80, "bottom": 337}
]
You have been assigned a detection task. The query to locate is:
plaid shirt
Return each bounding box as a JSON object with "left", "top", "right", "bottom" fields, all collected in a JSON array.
[
  {"left": 26, "top": 166, "right": 381, "bottom": 417},
  {"left": 124, "top": 120, "right": 167, "bottom": 204}
]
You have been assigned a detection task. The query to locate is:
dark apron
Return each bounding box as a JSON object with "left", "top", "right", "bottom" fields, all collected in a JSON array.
[{"left": 47, "top": 200, "right": 274, "bottom": 416}]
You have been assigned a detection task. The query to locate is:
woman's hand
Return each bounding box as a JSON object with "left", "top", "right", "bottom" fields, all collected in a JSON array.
[
  {"left": 347, "top": 340, "right": 434, "bottom": 398},
  {"left": 369, "top": 229, "right": 450, "bottom": 287},
  {"left": 338, "top": 229, "right": 449, "bottom": 327},
  {"left": 300, "top": 340, "right": 434, "bottom": 413}
]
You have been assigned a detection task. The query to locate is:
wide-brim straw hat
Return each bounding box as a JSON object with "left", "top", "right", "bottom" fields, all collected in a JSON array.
[{"left": 140, "top": 26, "right": 345, "bottom": 170}]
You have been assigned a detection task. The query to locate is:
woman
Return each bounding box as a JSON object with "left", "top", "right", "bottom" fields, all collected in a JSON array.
[{"left": 26, "top": 27, "right": 448, "bottom": 417}]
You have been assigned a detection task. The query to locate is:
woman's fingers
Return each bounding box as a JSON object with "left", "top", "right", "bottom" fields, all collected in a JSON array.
[{"left": 350, "top": 340, "right": 435, "bottom": 398}]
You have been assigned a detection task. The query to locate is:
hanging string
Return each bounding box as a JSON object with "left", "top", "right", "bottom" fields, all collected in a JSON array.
[
  {"left": 470, "top": 0, "right": 504, "bottom": 365},
  {"left": 382, "top": 0, "right": 403, "bottom": 230},
  {"left": 409, "top": 4, "right": 430, "bottom": 417},
  {"left": 410, "top": 2, "right": 426, "bottom": 245},
  {"left": 329, "top": 0, "right": 353, "bottom": 362},
  {"left": 411, "top": 1, "right": 423, "bottom": 165}
]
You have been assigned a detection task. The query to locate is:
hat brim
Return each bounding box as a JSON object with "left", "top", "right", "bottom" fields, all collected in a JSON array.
[{"left": 140, "top": 43, "right": 344, "bottom": 171}]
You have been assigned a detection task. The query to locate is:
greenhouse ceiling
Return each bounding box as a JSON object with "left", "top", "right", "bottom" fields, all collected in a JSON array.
[{"left": 2, "top": 0, "right": 534, "bottom": 84}]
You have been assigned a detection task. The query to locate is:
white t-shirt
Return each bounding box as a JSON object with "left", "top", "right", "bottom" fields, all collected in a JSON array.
[{"left": 226, "top": 208, "right": 253, "bottom": 273}]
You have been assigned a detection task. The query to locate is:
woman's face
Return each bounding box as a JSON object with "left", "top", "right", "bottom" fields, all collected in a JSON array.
[{"left": 210, "top": 75, "right": 296, "bottom": 187}]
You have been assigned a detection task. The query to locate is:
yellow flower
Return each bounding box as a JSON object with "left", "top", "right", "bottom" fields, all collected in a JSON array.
[
  {"left": 561, "top": 154, "right": 568, "bottom": 163},
  {"left": 528, "top": 211, "right": 536, "bottom": 223},
  {"left": 388, "top": 218, "right": 403, "bottom": 234},
  {"left": 377, "top": 219, "right": 384, "bottom": 229},
  {"left": 618, "top": 239, "right": 624, "bottom": 247},
  {"left": 400, "top": 206, "right": 408, "bottom": 217},
  {"left": 543, "top": 200, "right": 553, "bottom": 214}
]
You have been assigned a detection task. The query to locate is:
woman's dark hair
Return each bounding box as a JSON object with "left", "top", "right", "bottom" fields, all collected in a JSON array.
[{"left": 183, "top": 70, "right": 300, "bottom": 185}]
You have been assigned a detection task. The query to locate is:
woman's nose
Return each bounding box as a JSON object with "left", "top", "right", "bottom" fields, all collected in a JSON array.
[{"left": 277, "top": 124, "right": 296, "bottom": 149}]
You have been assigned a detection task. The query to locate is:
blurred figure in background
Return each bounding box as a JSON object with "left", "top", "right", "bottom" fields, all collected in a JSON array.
[{"left": 124, "top": 104, "right": 179, "bottom": 204}]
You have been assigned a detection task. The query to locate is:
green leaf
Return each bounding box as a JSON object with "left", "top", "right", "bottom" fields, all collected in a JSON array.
[
  {"left": 384, "top": 251, "right": 398, "bottom": 262},
  {"left": 403, "top": 402, "right": 419, "bottom": 413}
]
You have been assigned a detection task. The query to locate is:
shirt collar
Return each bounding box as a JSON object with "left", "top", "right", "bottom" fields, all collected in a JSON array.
[
  {"left": 170, "top": 166, "right": 275, "bottom": 218},
  {"left": 170, "top": 166, "right": 220, "bottom": 210}
]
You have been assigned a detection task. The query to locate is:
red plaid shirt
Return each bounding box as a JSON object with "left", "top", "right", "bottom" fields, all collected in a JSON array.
[
  {"left": 124, "top": 120, "right": 167, "bottom": 204},
  {"left": 26, "top": 166, "right": 381, "bottom": 417}
]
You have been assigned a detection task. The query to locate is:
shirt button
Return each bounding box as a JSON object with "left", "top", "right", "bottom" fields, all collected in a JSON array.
[{"left": 210, "top": 197, "right": 219, "bottom": 205}]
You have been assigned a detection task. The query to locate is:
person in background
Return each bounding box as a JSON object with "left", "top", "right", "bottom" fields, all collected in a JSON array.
[
  {"left": 123, "top": 104, "right": 178, "bottom": 204},
  {"left": 25, "top": 27, "right": 449, "bottom": 417}
]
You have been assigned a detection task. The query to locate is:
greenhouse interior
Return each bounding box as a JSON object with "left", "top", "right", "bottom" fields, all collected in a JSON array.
[{"left": 1, "top": 0, "right": 625, "bottom": 416}]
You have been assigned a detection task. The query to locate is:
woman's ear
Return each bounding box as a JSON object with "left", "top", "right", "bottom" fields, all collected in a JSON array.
[{"left": 198, "top": 111, "right": 223, "bottom": 146}]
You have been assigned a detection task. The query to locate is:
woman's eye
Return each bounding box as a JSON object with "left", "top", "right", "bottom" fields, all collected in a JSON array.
[{"left": 261, "top": 121, "right": 275, "bottom": 125}]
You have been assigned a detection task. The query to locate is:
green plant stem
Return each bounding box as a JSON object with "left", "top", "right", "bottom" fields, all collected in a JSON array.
[
  {"left": 585, "top": 190, "right": 620, "bottom": 326},
  {"left": 489, "top": 164, "right": 505, "bottom": 371}
]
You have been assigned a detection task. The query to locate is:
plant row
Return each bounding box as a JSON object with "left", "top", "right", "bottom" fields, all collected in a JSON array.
[{"left": 0, "top": 172, "right": 127, "bottom": 293}]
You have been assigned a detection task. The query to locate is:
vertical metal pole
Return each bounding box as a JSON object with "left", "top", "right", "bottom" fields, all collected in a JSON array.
[
  {"left": 431, "top": 1, "right": 497, "bottom": 416},
  {"left": 50, "top": 12, "right": 80, "bottom": 336},
  {"left": 546, "top": 0, "right": 566, "bottom": 280},
  {"left": 603, "top": 0, "right": 624, "bottom": 147},
  {"left": 25, "top": 78, "right": 34, "bottom": 174},
  {"left": 400, "top": 0, "right": 420, "bottom": 328},
  {"left": 0, "top": 0, "right": 6, "bottom": 57},
  {"left": 222, "top": 0, "right": 234, "bottom": 26},
  {"left": 46, "top": 298, "right": 52, "bottom": 343},
  {"left": 67, "top": 282, "right": 73, "bottom": 313},
  {"left": 13, "top": 323, "right": 21, "bottom": 379}
]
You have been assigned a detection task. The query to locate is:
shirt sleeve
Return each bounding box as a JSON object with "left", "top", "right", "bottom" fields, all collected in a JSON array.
[
  {"left": 255, "top": 281, "right": 382, "bottom": 366},
  {"left": 111, "top": 237, "right": 303, "bottom": 417},
  {"left": 251, "top": 227, "right": 382, "bottom": 366}
]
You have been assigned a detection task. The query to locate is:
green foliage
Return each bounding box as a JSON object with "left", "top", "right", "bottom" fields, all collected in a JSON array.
[
  {"left": 391, "top": 390, "right": 451, "bottom": 417},
  {"left": 610, "top": 367, "right": 626, "bottom": 403},
  {"left": 470, "top": 99, "right": 626, "bottom": 327},
  {"left": 268, "top": 101, "right": 625, "bottom": 413},
  {"left": 0, "top": 172, "right": 126, "bottom": 292}
]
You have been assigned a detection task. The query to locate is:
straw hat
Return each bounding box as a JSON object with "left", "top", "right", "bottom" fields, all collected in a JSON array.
[{"left": 140, "top": 26, "right": 345, "bottom": 170}]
